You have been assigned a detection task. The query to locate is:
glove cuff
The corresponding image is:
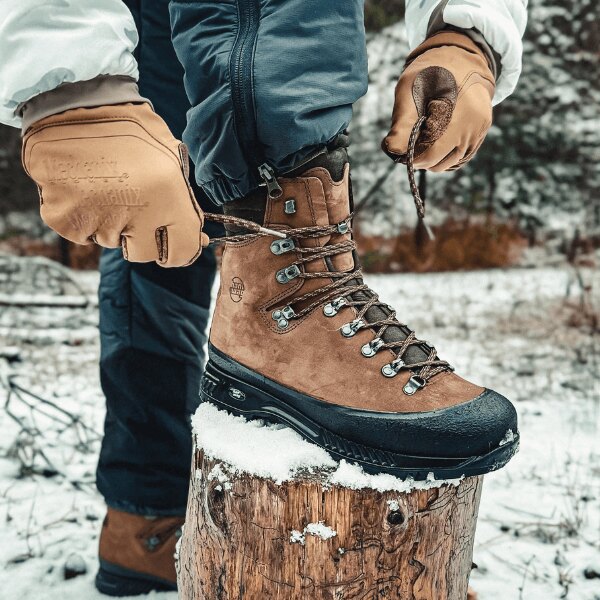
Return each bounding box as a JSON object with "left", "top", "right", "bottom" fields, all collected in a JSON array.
[
  {"left": 20, "top": 75, "right": 151, "bottom": 135},
  {"left": 406, "top": 31, "right": 493, "bottom": 77}
]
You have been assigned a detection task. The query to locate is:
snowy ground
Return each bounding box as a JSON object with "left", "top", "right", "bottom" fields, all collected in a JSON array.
[{"left": 0, "top": 255, "right": 598, "bottom": 599}]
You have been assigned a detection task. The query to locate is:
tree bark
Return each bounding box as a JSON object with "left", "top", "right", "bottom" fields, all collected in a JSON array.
[{"left": 178, "top": 449, "right": 483, "bottom": 600}]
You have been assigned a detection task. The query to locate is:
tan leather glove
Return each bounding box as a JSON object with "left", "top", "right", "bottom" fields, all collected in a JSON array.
[
  {"left": 382, "top": 32, "right": 495, "bottom": 172},
  {"left": 22, "top": 102, "right": 208, "bottom": 267}
]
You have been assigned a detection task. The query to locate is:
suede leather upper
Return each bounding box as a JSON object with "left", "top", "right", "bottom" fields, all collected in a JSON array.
[
  {"left": 210, "top": 167, "right": 485, "bottom": 414},
  {"left": 99, "top": 508, "right": 183, "bottom": 584}
]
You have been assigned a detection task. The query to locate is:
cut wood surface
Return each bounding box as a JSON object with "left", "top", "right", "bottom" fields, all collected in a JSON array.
[{"left": 178, "top": 448, "right": 483, "bottom": 600}]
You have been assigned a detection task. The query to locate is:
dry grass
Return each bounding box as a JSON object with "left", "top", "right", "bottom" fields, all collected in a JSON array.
[
  {"left": 0, "top": 238, "right": 101, "bottom": 270},
  {"left": 355, "top": 217, "right": 528, "bottom": 273}
]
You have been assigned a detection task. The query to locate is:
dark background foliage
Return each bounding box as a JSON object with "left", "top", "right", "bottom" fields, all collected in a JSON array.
[
  {"left": 1, "top": 0, "right": 598, "bottom": 266},
  {"left": 354, "top": 0, "right": 600, "bottom": 238}
]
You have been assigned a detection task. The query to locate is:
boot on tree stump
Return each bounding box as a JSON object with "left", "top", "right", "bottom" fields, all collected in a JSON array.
[{"left": 202, "top": 146, "right": 519, "bottom": 479}]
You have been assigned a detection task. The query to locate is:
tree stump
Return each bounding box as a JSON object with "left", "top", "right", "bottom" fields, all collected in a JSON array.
[{"left": 178, "top": 448, "right": 483, "bottom": 600}]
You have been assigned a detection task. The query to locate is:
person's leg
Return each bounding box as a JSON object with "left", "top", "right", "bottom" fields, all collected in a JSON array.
[
  {"left": 97, "top": 0, "right": 219, "bottom": 520},
  {"left": 95, "top": 3, "right": 220, "bottom": 594},
  {"left": 169, "top": 0, "right": 518, "bottom": 479},
  {"left": 97, "top": 250, "right": 216, "bottom": 514},
  {"left": 169, "top": 0, "right": 368, "bottom": 204}
]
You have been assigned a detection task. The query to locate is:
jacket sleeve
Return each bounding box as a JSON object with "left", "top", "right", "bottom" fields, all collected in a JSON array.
[
  {"left": 0, "top": 0, "right": 139, "bottom": 128},
  {"left": 405, "top": 0, "right": 528, "bottom": 105}
]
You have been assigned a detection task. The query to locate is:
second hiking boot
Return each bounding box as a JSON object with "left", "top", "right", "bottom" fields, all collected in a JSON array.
[
  {"left": 201, "top": 150, "right": 519, "bottom": 479},
  {"left": 95, "top": 508, "right": 183, "bottom": 596}
]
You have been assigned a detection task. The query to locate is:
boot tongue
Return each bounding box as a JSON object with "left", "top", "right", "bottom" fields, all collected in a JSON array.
[
  {"left": 344, "top": 278, "right": 433, "bottom": 366},
  {"left": 292, "top": 147, "right": 354, "bottom": 272},
  {"left": 285, "top": 142, "right": 349, "bottom": 182}
]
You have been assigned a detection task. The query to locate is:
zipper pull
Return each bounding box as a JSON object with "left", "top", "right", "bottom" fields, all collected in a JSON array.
[{"left": 258, "top": 163, "right": 283, "bottom": 199}]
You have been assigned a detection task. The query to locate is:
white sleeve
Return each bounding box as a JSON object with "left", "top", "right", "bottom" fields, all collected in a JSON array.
[
  {"left": 0, "top": 0, "right": 139, "bottom": 127},
  {"left": 405, "top": 0, "right": 528, "bottom": 105}
]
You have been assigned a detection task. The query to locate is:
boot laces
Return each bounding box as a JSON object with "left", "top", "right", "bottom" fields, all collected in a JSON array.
[
  {"left": 204, "top": 119, "right": 451, "bottom": 389},
  {"left": 206, "top": 213, "right": 451, "bottom": 388}
]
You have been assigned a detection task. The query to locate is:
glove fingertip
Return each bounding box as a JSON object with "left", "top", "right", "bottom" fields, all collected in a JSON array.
[{"left": 381, "top": 135, "right": 407, "bottom": 162}]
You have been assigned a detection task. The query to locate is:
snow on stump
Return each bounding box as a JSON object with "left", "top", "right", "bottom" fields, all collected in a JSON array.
[{"left": 178, "top": 403, "right": 483, "bottom": 600}]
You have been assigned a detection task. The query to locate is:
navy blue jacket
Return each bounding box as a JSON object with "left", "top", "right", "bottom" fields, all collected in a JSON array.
[{"left": 170, "top": 0, "right": 368, "bottom": 204}]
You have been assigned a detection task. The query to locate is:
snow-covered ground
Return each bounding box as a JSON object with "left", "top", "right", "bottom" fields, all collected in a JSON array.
[{"left": 0, "top": 256, "right": 598, "bottom": 599}]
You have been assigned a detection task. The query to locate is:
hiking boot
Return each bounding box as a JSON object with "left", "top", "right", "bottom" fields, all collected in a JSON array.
[
  {"left": 95, "top": 508, "right": 183, "bottom": 596},
  {"left": 201, "top": 148, "right": 519, "bottom": 479}
]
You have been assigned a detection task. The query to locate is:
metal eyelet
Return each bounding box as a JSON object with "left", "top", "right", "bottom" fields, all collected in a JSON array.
[
  {"left": 272, "top": 305, "right": 296, "bottom": 329},
  {"left": 323, "top": 297, "right": 348, "bottom": 317},
  {"left": 361, "top": 338, "right": 384, "bottom": 357},
  {"left": 337, "top": 221, "right": 350, "bottom": 234},
  {"left": 341, "top": 319, "right": 364, "bottom": 338},
  {"left": 276, "top": 264, "right": 301, "bottom": 284},
  {"left": 145, "top": 535, "right": 161, "bottom": 551},
  {"left": 270, "top": 239, "right": 296, "bottom": 255},
  {"left": 381, "top": 357, "right": 406, "bottom": 378},
  {"left": 284, "top": 198, "right": 296, "bottom": 214},
  {"left": 403, "top": 375, "right": 426, "bottom": 395}
]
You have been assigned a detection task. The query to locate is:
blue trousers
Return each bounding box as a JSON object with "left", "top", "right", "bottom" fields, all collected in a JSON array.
[
  {"left": 97, "top": 0, "right": 220, "bottom": 515},
  {"left": 98, "top": 0, "right": 367, "bottom": 514}
]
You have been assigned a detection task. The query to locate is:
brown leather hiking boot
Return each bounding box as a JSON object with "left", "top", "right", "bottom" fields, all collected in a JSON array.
[
  {"left": 95, "top": 508, "right": 183, "bottom": 596},
  {"left": 201, "top": 149, "right": 519, "bottom": 479}
]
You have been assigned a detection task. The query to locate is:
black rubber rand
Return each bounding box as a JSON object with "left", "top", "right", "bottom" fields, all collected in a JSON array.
[
  {"left": 200, "top": 344, "right": 519, "bottom": 480},
  {"left": 95, "top": 559, "right": 177, "bottom": 597}
]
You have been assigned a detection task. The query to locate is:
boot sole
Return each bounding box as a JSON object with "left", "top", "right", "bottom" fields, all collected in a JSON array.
[
  {"left": 95, "top": 559, "right": 177, "bottom": 597},
  {"left": 200, "top": 347, "right": 519, "bottom": 480}
]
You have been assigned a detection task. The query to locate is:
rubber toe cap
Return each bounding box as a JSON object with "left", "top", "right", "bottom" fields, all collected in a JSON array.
[
  {"left": 335, "top": 388, "right": 518, "bottom": 461},
  {"left": 414, "top": 388, "right": 519, "bottom": 459}
]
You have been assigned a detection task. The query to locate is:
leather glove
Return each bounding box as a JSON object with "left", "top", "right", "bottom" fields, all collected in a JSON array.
[
  {"left": 382, "top": 32, "right": 495, "bottom": 172},
  {"left": 22, "top": 102, "right": 208, "bottom": 267}
]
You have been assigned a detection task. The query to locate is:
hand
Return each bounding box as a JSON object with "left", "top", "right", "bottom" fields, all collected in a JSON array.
[
  {"left": 22, "top": 103, "right": 208, "bottom": 267},
  {"left": 382, "top": 32, "right": 495, "bottom": 172}
]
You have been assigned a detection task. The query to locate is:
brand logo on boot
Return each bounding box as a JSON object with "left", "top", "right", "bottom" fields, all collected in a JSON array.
[{"left": 229, "top": 277, "right": 245, "bottom": 303}]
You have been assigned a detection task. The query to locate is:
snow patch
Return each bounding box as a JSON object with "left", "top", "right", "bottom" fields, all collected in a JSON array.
[
  {"left": 207, "top": 464, "right": 233, "bottom": 491},
  {"left": 289, "top": 530, "right": 305, "bottom": 545},
  {"left": 305, "top": 522, "right": 337, "bottom": 541},
  {"left": 499, "top": 429, "right": 516, "bottom": 446},
  {"left": 290, "top": 522, "right": 337, "bottom": 545},
  {"left": 63, "top": 553, "right": 86, "bottom": 576},
  {"left": 329, "top": 461, "right": 462, "bottom": 493},
  {"left": 192, "top": 403, "right": 336, "bottom": 484},
  {"left": 386, "top": 499, "right": 400, "bottom": 511},
  {"left": 193, "top": 403, "right": 462, "bottom": 491},
  {"left": 174, "top": 525, "right": 184, "bottom": 562}
]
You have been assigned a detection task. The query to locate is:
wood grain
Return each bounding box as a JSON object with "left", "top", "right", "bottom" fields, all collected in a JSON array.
[{"left": 178, "top": 449, "right": 483, "bottom": 600}]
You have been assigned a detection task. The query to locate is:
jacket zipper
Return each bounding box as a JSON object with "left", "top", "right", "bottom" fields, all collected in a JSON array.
[
  {"left": 230, "top": 0, "right": 283, "bottom": 199},
  {"left": 259, "top": 148, "right": 332, "bottom": 200}
]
